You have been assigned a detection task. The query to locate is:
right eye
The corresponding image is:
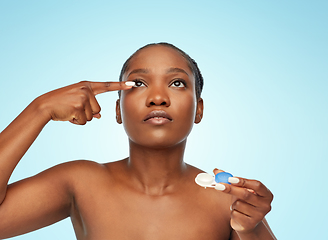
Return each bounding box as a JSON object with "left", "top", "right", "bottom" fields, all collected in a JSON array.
[{"left": 133, "top": 79, "right": 146, "bottom": 87}]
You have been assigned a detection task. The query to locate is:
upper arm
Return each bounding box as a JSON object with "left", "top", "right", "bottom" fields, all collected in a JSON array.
[{"left": 0, "top": 162, "right": 74, "bottom": 239}]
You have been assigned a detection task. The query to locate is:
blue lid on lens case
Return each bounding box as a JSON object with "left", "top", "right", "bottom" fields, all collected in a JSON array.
[
  {"left": 195, "top": 171, "right": 234, "bottom": 189},
  {"left": 215, "top": 172, "right": 233, "bottom": 184}
]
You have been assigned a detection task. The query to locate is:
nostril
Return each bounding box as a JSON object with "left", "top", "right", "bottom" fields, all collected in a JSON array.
[{"left": 150, "top": 101, "right": 167, "bottom": 106}]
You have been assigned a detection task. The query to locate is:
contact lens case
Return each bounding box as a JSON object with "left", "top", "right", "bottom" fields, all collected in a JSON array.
[{"left": 195, "top": 172, "right": 233, "bottom": 189}]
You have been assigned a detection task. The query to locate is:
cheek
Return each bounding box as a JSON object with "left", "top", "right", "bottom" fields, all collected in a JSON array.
[
  {"left": 173, "top": 95, "right": 197, "bottom": 132},
  {"left": 164, "top": 90, "right": 197, "bottom": 143},
  {"left": 120, "top": 94, "right": 142, "bottom": 129}
]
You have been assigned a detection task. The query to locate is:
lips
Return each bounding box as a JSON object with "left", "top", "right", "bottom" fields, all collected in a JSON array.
[{"left": 143, "top": 110, "right": 173, "bottom": 123}]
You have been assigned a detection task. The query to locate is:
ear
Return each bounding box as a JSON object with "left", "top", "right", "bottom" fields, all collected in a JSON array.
[
  {"left": 194, "top": 98, "right": 204, "bottom": 124},
  {"left": 116, "top": 99, "right": 122, "bottom": 124}
]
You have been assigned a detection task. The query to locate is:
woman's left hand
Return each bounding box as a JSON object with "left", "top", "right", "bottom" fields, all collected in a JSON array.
[{"left": 213, "top": 169, "right": 274, "bottom": 234}]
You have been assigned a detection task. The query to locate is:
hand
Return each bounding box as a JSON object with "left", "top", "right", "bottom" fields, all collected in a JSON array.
[
  {"left": 36, "top": 81, "right": 132, "bottom": 125},
  {"left": 213, "top": 169, "right": 273, "bottom": 234}
]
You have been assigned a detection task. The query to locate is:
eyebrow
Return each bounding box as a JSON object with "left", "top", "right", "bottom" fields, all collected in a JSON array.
[
  {"left": 127, "top": 68, "right": 149, "bottom": 77},
  {"left": 166, "top": 67, "right": 190, "bottom": 76}
]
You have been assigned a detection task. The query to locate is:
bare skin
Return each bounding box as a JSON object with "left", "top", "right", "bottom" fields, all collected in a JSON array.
[{"left": 0, "top": 45, "right": 276, "bottom": 239}]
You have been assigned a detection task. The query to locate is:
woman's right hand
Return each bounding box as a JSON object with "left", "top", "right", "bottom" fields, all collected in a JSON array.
[
  {"left": 0, "top": 81, "right": 132, "bottom": 213},
  {"left": 35, "top": 81, "right": 132, "bottom": 125}
]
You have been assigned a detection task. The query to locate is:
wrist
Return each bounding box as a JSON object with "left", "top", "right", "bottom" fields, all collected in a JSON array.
[
  {"left": 30, "top": 96, "right": 53, "bottom": 124},
  {"left": 235, "top": 221, "right": 275, "bottom": 240},
  {"left": 236, "top": 230, "right": 260, "bottom": 240}
]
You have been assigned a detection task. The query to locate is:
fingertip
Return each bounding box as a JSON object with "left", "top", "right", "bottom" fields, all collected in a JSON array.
[
  {"left": 213, "top": 168, "right": 224, "bottom": 175},
  {"left": 125, "top": 81, "right": 136, "bottom": 87},
  {"left": 215, "top": 183, "right": 226, "bottom": 191},
  {"left": 93, "top": 113, "right": 101, "bottom": 119},
  {"left": 91, "top": 81, "right": 132, "bottom": 95},
  {"left": 121, "top": 82, "right": 134, "bottom": 91},
  {"left": 228, "top": 177, "right": 240, "bottom": 184}
]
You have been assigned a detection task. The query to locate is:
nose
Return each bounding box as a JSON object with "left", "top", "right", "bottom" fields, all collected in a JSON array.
[{"left": 146, "top": 86, "right": 170, "bottom": 107}]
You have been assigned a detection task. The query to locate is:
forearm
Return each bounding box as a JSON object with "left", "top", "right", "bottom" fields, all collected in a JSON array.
[{"left": 0, "top": 98, "right": 50, "bottom": 204}]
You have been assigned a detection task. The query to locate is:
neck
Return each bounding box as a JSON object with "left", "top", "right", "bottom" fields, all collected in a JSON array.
[{"left": 126, "top": 139, "right": 188, "bottom": 195}]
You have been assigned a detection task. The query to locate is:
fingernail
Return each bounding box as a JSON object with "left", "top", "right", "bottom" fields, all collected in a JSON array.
[
  {"left": 228, "top": 177, "right": 239, "bottom": 184},
  {"left": 125, "top": 81, "right": 135, "bottom": 87},
  {"left": 93, "top": 113, "right": 101, "bottom": 119},
  {"left": 214, "top": 168, "right": 224, "bottom": 171},
  {"left": 213, "top": 168, "right": 224, "bottom": 174},
  {"left": 215, "top": 183, "right": 226, "bottom": 191}
]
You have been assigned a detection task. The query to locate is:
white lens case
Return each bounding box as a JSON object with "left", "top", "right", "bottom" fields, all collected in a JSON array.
[{"left": 195, "top": 173, "right": 217, "bottom": 189}]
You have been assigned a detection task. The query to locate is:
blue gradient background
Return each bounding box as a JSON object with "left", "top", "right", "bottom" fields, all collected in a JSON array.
[{"left": 0, "top": 1, "right": 327, "bottom": 239}]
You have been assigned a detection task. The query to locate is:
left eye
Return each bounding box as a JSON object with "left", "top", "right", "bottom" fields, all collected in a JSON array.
[
  {"left": 170, "top": 80, "right": 185, "bottom": 88},
  {"left": 133, "top": 79, "right": 146, "bottom": 87}
]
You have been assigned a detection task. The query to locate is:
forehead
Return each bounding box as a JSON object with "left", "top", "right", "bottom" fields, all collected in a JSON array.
[{"left": 125, "top": 45, "right": 193, "bottom": 76}]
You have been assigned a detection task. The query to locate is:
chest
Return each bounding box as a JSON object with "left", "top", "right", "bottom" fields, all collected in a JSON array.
[{"left": 71, "top": 186, "right": 232, "bottom": 240}]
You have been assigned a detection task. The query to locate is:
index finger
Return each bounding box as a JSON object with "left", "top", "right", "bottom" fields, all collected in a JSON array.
[
  {"left": 222, "top": 178, "right": 273, "bottom": 200},
  {"left": 90, "top": 81, "right": 133, "bottom": 95}
]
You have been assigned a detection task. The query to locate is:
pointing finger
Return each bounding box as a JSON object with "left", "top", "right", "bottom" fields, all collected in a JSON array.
[
  {"left": 227, "top": 178, "right": 273, "bottom": 200},
  {"left": 215, "top": 180, "right": 273, "bottom": 208},
  {"left": 90, "top": 81, "right": 133, "bottom": 95},
  {"left": 216, "top": 183, "right": 259, "bottom": 206}
]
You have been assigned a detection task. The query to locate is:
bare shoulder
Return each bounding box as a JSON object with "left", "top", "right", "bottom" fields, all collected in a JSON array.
[
  {"left": 47, "top": 159, "right": 124, "bottom": 175},
  {"left": 6, "top": 159, "right": 108, "bottom": 194},
  {"left": 57, "top": 159, "right": 110, "bottom": 175},
  {"left": 184, "top": 163, "right": 206, "bottom": 176},
  {"left": 0, "top": 159, "right": 112, "bottom": 239},
  {"left": 184, "top": 163, "right": 232, "bottom": 212},
  {"left": 44, "top": 159, "right": 126, "bottom": 190},
  {"left": 33, "top": 159, "right": 110, "bottom": 182},
  {"left": 175, "top": 164, "right": 233, "bottom": 238}
]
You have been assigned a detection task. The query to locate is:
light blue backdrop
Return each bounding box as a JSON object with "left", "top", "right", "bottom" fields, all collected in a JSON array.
[{"left": 0, "top": 1, "right": 327, "bottom": 239}]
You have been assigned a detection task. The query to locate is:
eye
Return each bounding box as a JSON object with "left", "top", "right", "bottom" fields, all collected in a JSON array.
[
  {"left": 133, "top": 79, "right": 146, "bottom": 87},
  {"left": 170, "top": 79, "right": 186, "bottom": 88}
]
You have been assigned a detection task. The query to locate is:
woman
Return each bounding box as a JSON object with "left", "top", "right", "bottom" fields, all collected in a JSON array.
[{"left": 0, "top": 43, "right": 276, "bottom": 239}]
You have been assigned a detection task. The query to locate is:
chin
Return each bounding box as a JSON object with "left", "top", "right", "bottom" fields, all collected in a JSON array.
[{"left": 129, "top": 132, "right": 188, "bottom": 150}]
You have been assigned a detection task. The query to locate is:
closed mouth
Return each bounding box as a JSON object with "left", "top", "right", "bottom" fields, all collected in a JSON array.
[{"left": 143, "top": 110, "right": 173, "bottom": 122}]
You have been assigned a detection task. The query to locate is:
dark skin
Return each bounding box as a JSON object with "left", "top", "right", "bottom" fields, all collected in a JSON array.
[{"left": 0, "top": 45, "right": 275, "bottom": 239}]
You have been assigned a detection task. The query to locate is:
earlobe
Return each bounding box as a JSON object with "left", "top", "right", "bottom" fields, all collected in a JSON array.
[
  {"left": 116, "top": 99, "right": 122, "bottom": 124},
  {"left": 194, "top": 98, "right": 204, "bottom": 124}
]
